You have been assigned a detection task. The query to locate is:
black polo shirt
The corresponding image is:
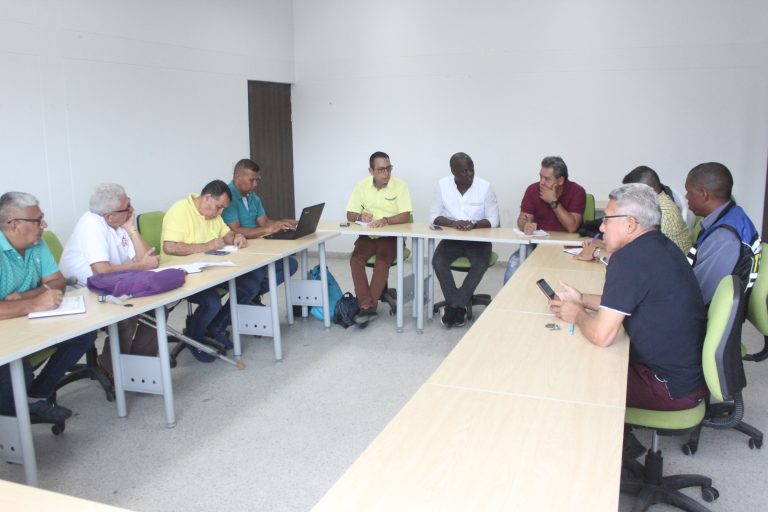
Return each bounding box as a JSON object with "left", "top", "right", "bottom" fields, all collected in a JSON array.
[{"left": 601, "top": 230, "right": 706, "bottom": 398}]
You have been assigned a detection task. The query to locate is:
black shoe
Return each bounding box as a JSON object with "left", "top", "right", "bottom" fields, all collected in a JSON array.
[
  {"left": 453, "top": 307, "right": 467, "bottom": 328},
  {"left": 206, "top": 330, "right": 233, "bottom": 351},
  {"left": 251, "top": 295, "right": 266, "bottom": 306},
  {"left": 189, "top": 346, "right": 216, "bottom": 363},
  {"left": 441, "top": 306, "right": 458, "bottom": 328},
  {"left": 622, "top": 432, "right": 646, "bottom": 460},
  {"left": 28, "top": 399, "right": 72, "bottom": 422},
  {"left": 354, "top": 308, "right": 379, "bottom": 325}
]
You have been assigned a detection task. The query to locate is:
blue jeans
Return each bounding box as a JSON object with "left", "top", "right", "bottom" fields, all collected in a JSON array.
[
  {"left": 0, "top": 331, "right": 97, "bottom": 415},
  {"left": 202, "top": 256, "right": 299, "bottom": 336}
]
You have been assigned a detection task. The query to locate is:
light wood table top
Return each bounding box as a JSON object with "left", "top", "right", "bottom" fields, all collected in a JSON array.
[
  {"left": 235, "top": 230, "right": 339, "bottom": 255},
  {"left": 0, "top": 479, "right": 133, "bottom": 511},
  {"left": 313, "top": 383, "right": 623, "bottom": 512},
  {"left": 522, "top": 243, "right": 606, "bottom": 272},
  {"left": 530, "top": 230, "right": 588, "bottom": 245},
  {"left": 427, "top": 309, "right": 629, "bottom": 408},
  {"left": 318, "top": 221, "right": 533, "bottom": 245}
]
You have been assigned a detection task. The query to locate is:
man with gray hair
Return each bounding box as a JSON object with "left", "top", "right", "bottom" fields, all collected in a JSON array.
[
  {"left": 0, "top": 192, "right": 96, "bottom": 422},
  {"left": 59, "top": 183, "right": 160, "bottom": 378},
  {"left": 549, "top": 183, "right": 706, "bottom": 415}
]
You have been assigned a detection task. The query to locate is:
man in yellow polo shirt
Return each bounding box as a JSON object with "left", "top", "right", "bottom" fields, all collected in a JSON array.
[
  {"left": 162, "top": 180, "right": 248, "bottom": 362},
  {"left": 345, "top": 151, "right": 412, "bottom": 326}
]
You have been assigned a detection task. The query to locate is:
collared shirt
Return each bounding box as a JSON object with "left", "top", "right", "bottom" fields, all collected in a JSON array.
[
  {"left": 59, "top": 211, "right": 136, "bottom": 286},
  {"left": 346, "top": 175, "right": 412, "bottom": 219},
  {"left": 520, "top": 179, "right": 586, "bottom": 232},
  {"left": 161, "top": 194, "right": 229, "bottom": 261},
  {"left": 658, "top": 191, "right": 691, "bottom": 253},
  {"left": 0, "top": 231, "right": 58, "bottom": 299},
  {"left": 221, "top": 181, "right": 266, "bottom": 228},
  {"left": 429, "top": 175, "right": 499, "bottom": 226},
  {"left": 693, "top": 201, "right": 741, "bottom": 304}
]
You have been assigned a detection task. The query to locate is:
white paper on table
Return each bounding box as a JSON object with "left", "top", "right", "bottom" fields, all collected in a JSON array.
[
  {"left": 512, "top": 228, "right": 550, "bottom": 237},
  {"left": 28, "top": 295, "right": 86, "bottom": 319},
  {"left": 220, "top": 245, "right": 238, "bottom": 253},
  {"left": 355, "top": 221, "right": 370, "bottom": 227},
  {"left": 563, "top": 247, "right": 583, "bottom": 256},
  {"left": 155, "top": 260, "right": 237, "bottom": 274}
]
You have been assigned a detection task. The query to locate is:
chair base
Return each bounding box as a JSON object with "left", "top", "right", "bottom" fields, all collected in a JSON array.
[
  {"left": 682, "top": 402, "right": 763, "bottom": 454},
  {"left": 621, "top": 450, "right": 717, "bottom": 512},
  {"left": 433, "top": 293, "right": 491, "bottom": 321},
  {"left": 55, "top": 346, "right": 115, "bottom": 402},
  {"left": 743, "top": 334, "right": 768, "bottom": 362}
]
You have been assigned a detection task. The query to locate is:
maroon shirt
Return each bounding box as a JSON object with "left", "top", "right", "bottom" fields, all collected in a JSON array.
[{"left": 520, "top": 179, "right": 586, "bottom": 232}]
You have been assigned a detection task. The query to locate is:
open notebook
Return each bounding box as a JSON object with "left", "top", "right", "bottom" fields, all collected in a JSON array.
[{"left": 28, "top": 295, "right": 86, "bottom": 319}]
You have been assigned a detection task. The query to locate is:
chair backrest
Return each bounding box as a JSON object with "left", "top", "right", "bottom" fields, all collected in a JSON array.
[
  {"left": 702, "top": 275, "right": 747, "bottom": 402},
  {"left": 136, "top": 211, "right": 165, "bottom": 255},
  {"left": 583, "top": 193, "right": 595, "bottom": 222},
  {"left": 41, "top": 230, "right": 64, "bottom": 263},
  {"left": 747, "top": 243, "right": 768, "bottom": 336}
]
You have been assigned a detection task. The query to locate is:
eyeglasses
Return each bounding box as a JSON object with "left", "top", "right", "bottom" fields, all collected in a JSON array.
[
  {"left": 601, "top": 214, "right": 631, "bottom": 224},
  {"left": 7, "top": 216, "right": 44, "bottom": 225},
  {"left": 374, "top": 165, "right": 393, "bottom": 174},
  {"left": 109, "top": 201, "right": 133, "bottom": 214}
]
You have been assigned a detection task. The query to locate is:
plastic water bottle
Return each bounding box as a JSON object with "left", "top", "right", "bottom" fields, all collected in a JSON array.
[{"left": 503, "top": 252, "right": 520, "bottom": 284}]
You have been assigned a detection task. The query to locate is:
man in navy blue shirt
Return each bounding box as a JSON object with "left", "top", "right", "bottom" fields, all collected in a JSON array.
[{"left": 550, "top": 183, "right": 706, "bottom": 411}]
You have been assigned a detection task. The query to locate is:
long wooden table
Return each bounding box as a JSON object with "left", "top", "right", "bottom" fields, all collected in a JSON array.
[{"left": 313, "top": 244, "right": 629, "bottom": 511}]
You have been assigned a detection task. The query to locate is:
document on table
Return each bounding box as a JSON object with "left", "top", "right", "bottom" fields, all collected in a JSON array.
[
  {"left": 156, "top": 260, "right": 237, "bottom": 274},
  {"left": 563, "top": 247, "right": 583, "bottom": 255},
  {"left": 512, "top": 228, "right": 550, "bottom": 237},
  {"left": 355, "top": 221, "right": 370, "bottom": 227},
  {"left": 28, "top": 295, "right": 86, "bottom": 319}
]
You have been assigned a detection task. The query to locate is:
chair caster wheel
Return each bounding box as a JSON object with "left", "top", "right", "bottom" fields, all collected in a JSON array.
[
  {"left": 701, "top": 486, "right": 719, "bottom": 502},
  {"left": 748, "top": 438, "right": 762, "bottom": 449},
  {"left": 51, "top": 423, "right": 65, "bottom": 435},
  {"left": 681, "top": 442, "right": 697, "bottom": 455}
]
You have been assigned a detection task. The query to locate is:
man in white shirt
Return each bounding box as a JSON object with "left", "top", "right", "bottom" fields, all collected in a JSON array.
[
  {"left": 59, "top": 183, "right": 159, "bottom": 378},
  {"left": 429, "top": 152, "right": 499, "bottom": 327}
]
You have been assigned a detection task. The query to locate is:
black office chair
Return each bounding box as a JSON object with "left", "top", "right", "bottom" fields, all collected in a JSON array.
[
  {"left": 432, "top": 251, "right": 498, "bottom": 321},
  {"left": 621, "top": 275, "right": 747, "bottom": 511}
]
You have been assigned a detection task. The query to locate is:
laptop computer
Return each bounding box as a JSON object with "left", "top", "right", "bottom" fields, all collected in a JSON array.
[{"left": 263, "top": 202, "right": 325, "bottom": 240}]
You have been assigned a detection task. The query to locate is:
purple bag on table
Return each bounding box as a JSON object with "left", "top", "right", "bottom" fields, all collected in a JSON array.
[{"left": 87, "top": 269, "right": 185, "bottom": 298}]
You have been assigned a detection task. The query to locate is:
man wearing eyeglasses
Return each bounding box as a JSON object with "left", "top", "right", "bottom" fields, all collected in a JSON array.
[
  {"left": 430, "top": 152, "right": 499, "bottom": 328},
  {"left": 345, "top": 151, "right": 412, "bottom": 326},
  {"left": 162, "top": 180, "right": 249, "bottom": 362},
  {"left": 549, "top": 184, "right": 706, "bottom": 454},
  {"left": 59, "top": 183, "right": 160, "bottom": 379},
  {"left": 0, "top": 192, "right": 97, "bottom": 422}
]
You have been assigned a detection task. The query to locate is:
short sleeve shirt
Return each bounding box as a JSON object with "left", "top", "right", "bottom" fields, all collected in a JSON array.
[
  {"left": 161, "top": 194, "right": 229, "bottom": 261},
  {"left": 0, "top": 231, "right": 58, "bottom": 299},
  {"left": 221, "top": 181, "right": 266, "bottom": 228},
  {"left": 601, "top": 230, "right": 705, "bottom": 397},
  {"left": 346, "top": 176, "right": 412, "bottom": 219},
  {"left": 59, "top": 211, "right": 136, "bottom": 286},
  {"left": 520, "top": 179, "right": 586, "bottom": 232}
]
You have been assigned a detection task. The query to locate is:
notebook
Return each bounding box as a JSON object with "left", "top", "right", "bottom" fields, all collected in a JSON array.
[
  {"left": 28, "top": 295, "right": 86, "bottom": 319},
  {"left": 263, "top": 202, "right": 325, "bottom": 240}
]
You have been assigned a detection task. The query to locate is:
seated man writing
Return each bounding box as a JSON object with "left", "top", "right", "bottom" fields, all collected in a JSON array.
[
  {"left": 162, "top": 180, "right": 250, "bottom": 362},
  {"left": 0, "top": 192, "right": 96, "bottom": 422}
]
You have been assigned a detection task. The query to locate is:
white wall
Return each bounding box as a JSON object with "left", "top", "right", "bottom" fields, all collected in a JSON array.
[
  {"left": 0, "top": 0, "right": 294, "bottom": 239},
  {"left": 292, "top": 0, "right": 768, "bottom": 255}
]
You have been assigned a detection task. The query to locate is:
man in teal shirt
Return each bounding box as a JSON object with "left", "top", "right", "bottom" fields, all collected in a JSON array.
[
  {"left": 0, "top": 192, "right": 96, "bottom": 422},
  {"left": 221, "top": 159, "right": 298, "bottom": 299}
]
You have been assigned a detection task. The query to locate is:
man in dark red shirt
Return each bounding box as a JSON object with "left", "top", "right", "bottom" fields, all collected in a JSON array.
[{"left": 517, "top": 156, "right": 586, "bottom": 234}]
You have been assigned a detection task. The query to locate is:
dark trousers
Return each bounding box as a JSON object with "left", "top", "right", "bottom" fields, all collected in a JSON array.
[
  {"left": 350, "top": 236, "right": 397, "bottom": 310},
  {"left": 433, "top": 240, "right": 492, "bottom": 308},
  {"left": 0, "top": 331, "right": 97, "bottom": 415},
  {"left": 626, "top": 362, "right": 707, "bottom": 411}
]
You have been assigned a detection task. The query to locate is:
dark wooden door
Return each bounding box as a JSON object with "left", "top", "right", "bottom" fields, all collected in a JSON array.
[{"left": 247, "top": 81, "right": 294, "bottom": 219}]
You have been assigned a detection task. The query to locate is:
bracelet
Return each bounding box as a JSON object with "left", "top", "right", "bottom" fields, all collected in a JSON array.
[{"left": 592, "top": 247, "right": 601, "bottom": 260}]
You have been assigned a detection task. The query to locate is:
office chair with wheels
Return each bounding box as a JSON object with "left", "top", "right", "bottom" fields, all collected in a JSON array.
[
  {"left": 363, "top": 214, "right": 414, "bottom": 315},
  {"left": 621, "top": 275, "right": 747, "bottom": 511},
  {"left": 432, "top": 251, "right": 498, "bottom": 321},
  {"left": 41, "top": 231, "right": 114, "bottom": 402},
  {"left": 744, "top": 242, "right": 768, "bottom": 362},
  {"left": 136, "top": 211, "right": 228, "bottom": 366},
  {"left": 583, "top": 193, "right": 596, "bottom": 222}
]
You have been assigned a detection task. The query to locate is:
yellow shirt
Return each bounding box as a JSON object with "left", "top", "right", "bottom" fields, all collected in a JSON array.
[
  {"left": 658, "top": 191, "right": 691, "bottom": 253},
  {"left": 161, "top": 194, "right": 229, "bottom": 261},
  {"left": 346, "top": 176, "right": 412, "bottom": 219}
]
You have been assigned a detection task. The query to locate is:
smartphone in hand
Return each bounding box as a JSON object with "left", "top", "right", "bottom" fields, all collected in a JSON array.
[{"left": 536, "top": 278, "right": 557, "bottom": 300}]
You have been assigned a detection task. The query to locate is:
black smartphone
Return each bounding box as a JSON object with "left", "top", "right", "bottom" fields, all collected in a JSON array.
[
  {"left": 429, "top": 224, "right": 443, "bottom": 231},
  {"left": 204, "top": 250, "right": 228, "bottom": 256},
  {"left": 536, "top": 278, "right": 557, "bottom": 300},
  {"left": 339, "top": 222, "right": 350, "bottom": 227}
]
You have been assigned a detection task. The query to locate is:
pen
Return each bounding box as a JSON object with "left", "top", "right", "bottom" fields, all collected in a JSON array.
[
  {"left": 569, "top": 323, "right": 575, "bottom": 336},
  {"left": 591, "top": 233, "right": 600, "bottom": 243}
]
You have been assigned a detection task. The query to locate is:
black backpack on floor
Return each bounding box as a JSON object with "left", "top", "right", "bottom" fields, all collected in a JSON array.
[{"left": 334, "top": 293, "right": 360, "bottom": 328}]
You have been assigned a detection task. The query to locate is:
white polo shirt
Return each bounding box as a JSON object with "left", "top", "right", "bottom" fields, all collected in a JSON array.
[
  {"left": 59, "top": 212, "right": 135, "bottom": 286},
  {"left": 429, "top": 175, "right": 499, "bottom": 226}
]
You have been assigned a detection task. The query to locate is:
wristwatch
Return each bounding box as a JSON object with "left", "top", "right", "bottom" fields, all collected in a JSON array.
[
  {"left": 592, "top": 247, "right": 601, "bottom": 260},
  {"left": 549, "top": 200, "right": 559, "bottom": 209}
]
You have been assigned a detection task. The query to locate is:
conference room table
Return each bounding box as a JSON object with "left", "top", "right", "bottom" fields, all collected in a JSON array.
[
  {"left": 0, "top": 232, "right": 338, "bottom": 486},
  {"left": 313, "top": 243, "right": 629, "bottom": 511}
]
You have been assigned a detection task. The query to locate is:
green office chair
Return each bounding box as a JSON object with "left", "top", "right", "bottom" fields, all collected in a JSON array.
[
  {"left": 41, "top": 231, "right": 114, "bottom": 402},
  {"left": 432, "top": 251, "right": 498, "bottom": 321},
  {"left": 621, "top": 275, "right": 748, "bottom": 511},
  {"left": 136, "top": 211, "right": 229, "bottom": 365},
  {"left": 744, "top": 242, "right": 768, "bottom": 362},
  {"left": 583, "top": 193, "right": 596, "bottom": 222}
]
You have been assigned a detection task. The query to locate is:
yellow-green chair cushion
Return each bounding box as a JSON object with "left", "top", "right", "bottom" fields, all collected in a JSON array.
[
  {"left": 41, "top": 231, "right": 64, "bottom": 263},
  {"left": 583, "top": 193, "right": 595, "bottom": 222},
  {"left": 27, "top": 347, "right": 57, "bottom": 368},
  {"left": 136, "top": 211, "right": 165, "bottom": 255},
  {"left": 747, "top": 243, "right": 768, "bottom": 336},
  {"left": 625, "top": 402, "right": 705, "bottom": 431},
  {"left": 450, "top": 252, "right": 498, "bottom": 271},
  {"left": 367, "top": 247, "right": 411, "bottom": 267}
]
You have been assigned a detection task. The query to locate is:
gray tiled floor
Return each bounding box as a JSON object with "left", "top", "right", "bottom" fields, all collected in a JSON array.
[{"left": 2, "top": 256, "right": 766, "bottom": 511}]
